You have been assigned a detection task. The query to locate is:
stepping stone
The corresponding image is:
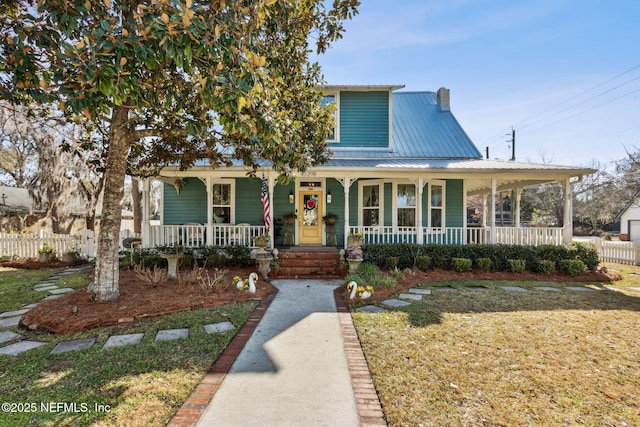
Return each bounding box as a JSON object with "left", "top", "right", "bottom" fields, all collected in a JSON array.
[
  {"left": 382, "top": 299, "right": 411, "bottom": 308},
  {"left": 499, "top": 286, "right": 528, "bottom": 292},
  {"left": 0, "top": 330, "right": 23, "bottom": 344},
  {"left": 43, "top": 295, "right": 63, "bottom": 300},
  {"left": 155, "top": 328, "right": 189, "bottom": 341},
  {"left": 356, "top": 305, "right": 386, "bottom": 313},
  {"left": 22, "top": 303, "right": 38, "bottom": 309},
  {"left": 50, "top": 338, "right": 96, "bottom": 354},
  {"left": 48, "top": 275, "right": 63, "bottom": 280},
  {"left": 566, "top": 286, "right": 595, "bottom": 292},
  {"left": 0, "top": 309, "right": 30, "bottom": 318},
  {"left": 34, "top": 282, "right": 56, "bottom": 288},
  {"left": 103, "top": 333, "right": 145, "bottom": 349},
  {"left": 204, "top": 321, "right": 235, "bottom": 334},
  {"left": 0, "top": 340, "right": 45, "bottom": 356},
  {"left": 399, "top": 293, "right": 423, "bottom": 301},
  {"left": 34, "top": 285, "right": 58, "bottom": 292},
  {"left": 534, "top": 286, "right": 559, "bottom": 291},
  {"left": 630, "top": 287, "right": 640, "bottom": 292},
  {"left": 434, "top": 286, "right": 456, "bottom": 291},
  {"left": 0, "top": 316, "right": 22, "bottom": 328},
  {"left": 48, "top": 288, "right": 74, "bottom": 295},
  {"left": 465, "top": 287, "right": 488, "bottom": 291},
  {"left": 408, "top": 288, "right": 432, "bottom": 295}
]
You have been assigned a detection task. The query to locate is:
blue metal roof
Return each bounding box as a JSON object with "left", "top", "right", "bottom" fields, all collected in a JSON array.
[{"left": 330, "top": 91, "right": 482, "bottom": 160}]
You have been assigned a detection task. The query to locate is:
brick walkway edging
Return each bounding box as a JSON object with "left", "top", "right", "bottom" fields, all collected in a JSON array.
[
  {"left": 334, "top": 287, "right": 388, "bottom": 427},
  {"left": 167, "top": 286, "right": 387, "bottom": 427}
]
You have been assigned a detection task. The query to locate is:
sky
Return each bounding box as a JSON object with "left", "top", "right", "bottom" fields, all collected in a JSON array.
[{"left": 312, "top": 0, "right": 640, "bottom": 168}]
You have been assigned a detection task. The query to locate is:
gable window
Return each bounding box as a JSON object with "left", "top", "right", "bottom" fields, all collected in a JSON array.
[
  {"left": 396, "top": 184, "right": 416, "bottom": 226},
  {"left": 429, "top": 182, "right": 445, "bottom": 228},
  {"left": 212, "top": 183, "right": 231, "bottom": 224},
  {"left": 321, "top": 93, "right": 339, "bottom": 142},
  {"left": 362, "top": 184, "right": 380, "bottom": 226}
]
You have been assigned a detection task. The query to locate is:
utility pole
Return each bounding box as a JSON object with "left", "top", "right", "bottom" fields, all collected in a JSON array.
[
  {"left": 485, "top": 146, "right": 489, "bottom": 159},
  {"left": 510, "top": 127, "right": 516, "bottom": 161}
]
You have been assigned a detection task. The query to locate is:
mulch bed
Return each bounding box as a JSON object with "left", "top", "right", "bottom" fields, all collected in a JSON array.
[
  {"left": 13, "top": 260, "right": 615, "bottom": 335},
  {"left": 20, "top": 266, "right": 277, "bottom": 335}
]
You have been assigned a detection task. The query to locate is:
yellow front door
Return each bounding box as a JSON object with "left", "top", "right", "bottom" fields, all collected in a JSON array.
[{"left": 298, "top": 191, "right": 322, "bottom": 245}]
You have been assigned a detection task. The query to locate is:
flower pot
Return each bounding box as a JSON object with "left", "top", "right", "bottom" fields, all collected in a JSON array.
[
  {"left": 39, "top": 253, "right": 52, "bottom": 263},
  {"left": 347, "top": 258, "right": 363, "bottom": 273},
  {"left": 347, "top": 236, "right": 363, "bottom": 249}
]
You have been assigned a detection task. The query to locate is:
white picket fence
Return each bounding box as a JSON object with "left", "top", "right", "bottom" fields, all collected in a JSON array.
[
  {"left": 595, "top": 239, "right": 640, "bottom": 266},
  {"left": 0, "top": 230, "right": 95, "bottom": 259}
]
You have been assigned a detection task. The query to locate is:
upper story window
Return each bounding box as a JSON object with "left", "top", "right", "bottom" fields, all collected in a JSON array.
[{"left": 321, "top": 92, "right": 339, "bottom": 142}]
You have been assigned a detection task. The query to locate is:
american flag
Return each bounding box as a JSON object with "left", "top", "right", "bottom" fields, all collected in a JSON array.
[{"left": 261, "top": 175, "right": 271, "bottom": 233}]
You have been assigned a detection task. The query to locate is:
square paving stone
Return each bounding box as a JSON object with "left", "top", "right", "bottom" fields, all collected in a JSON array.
[
  {"left": 566, "top": 286, "right": 595, "bottom": 292},
  {"left": 204, "top": 321, "right": 235, "bottom": 334},
  {"left": 0, "top": 330, "right": 23, "bottom": 344},
  {"left": 22, "top": 303, "right": 38, "bottom": 309},
  {"left": 499, "top": 286, "right": 528, "bottom": 292},
  {"left": 399, "top": 293, "right": 423, "bottom": 301},
  {"left": 48, "top": 288, "right": 74, "bottom": 295},
  {"left": 34, "top": 285, "right": 58, "bottom": 292},
  {"left": 465, "top": 287, "right": 488, "bottom": 291},
  {"left": 50, "top": 338, "right": 96, "bottom": 354},
  {"left": 0, "top": 316, "right": 22, "bottom": 328},
  {"left": 43, "top": 295, "right": 63, "bottom": 301},
  {"left": 34, "top": 282, "right": 56, "bottom": 288},
  {"left": 0, "top": 340, "right": 45, "bottom": 356},
  {"left": 408, "top": 288, "right": 432, "bottom": 295},
  {"left": 382, "top": 299, "right": 412, "bottom": 308},
  {"left": 0, "top": 308, "right": 30, "bottom": 318},
  {"left": 355, "top": 305, "right": 386, "bottom": 313},
  {"left": 155, "top": 328, "right": 189, "bottom": 341},
  {"left": 534, "top": 286, "right": 559, "bottom": 291},
  {"left": 103, "top": 333, "right": 145, "bottom": 349}
]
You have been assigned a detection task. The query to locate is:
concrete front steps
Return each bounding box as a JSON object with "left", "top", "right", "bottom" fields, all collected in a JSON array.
[{"left": 275, "top": 247, "right": 342, "bottom": 279}]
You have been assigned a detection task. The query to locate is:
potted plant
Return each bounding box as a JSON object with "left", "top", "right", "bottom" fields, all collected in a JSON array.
[
  {"left": 283, "top": 213, "right": 297, "bottom": 225},
  {"left": 62, "top": 250, "right": 79, "bottom": 263},
  {"left": 347, "top": 231, "right": 364, "bottom": 249},
  {"left": 323, "top": 212, "right": 338, "bottom": 225},
  {"left": 254, "top": 233, "right": 270, "bottom": 249},
  {"left": 38, "top": 243, "right": 55, "bottom": 263}
]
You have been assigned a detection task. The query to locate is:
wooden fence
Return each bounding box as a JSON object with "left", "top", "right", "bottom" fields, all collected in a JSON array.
[
  {"left": 595, "top": 239, "right": 640, "bottom": 266},
  {"left": 0, "top": 230, "right": 95, "bottom": 259}
]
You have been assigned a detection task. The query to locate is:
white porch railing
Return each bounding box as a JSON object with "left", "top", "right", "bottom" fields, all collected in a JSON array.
[
  {"left": 148, "top": 224, "right": 267, "bottom": 248},
  {"left": 350, "top": 226, "right": 564, "bottom": 246},
  {"left": 0, "top": 230, "right": 95, "bottom": 259}
]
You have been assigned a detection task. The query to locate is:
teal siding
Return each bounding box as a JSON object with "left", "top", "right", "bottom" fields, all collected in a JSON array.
[
  {"left": 339, "top": 91, "right": 389, "bottom": 148},
  {"left": 383, "top": 183, "right": 393, "bottom": 226},
  {"left": 325, "top": 179, "right": 344, "bottom": 247},
  {"left": 274, "top": 183, "right": 295, "bottom": 246},
  {"left": 235, "top": 179, "right": 265, "bottom": 225},
  {"left": 445, "top": 180, "right": 464, "bottom": 227},
  {"left": 163, "top": 179, "right": 207, "bottom": 224}
]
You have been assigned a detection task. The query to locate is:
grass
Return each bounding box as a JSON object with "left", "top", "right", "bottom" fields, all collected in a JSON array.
[
  {"left": 0, "top": 298, "right": 257, "bottom": 427},
  {"left": 353, "top": 272, "right": 640, "bottom": 426},
  {"left": 0, "top": 267, "right": 92, "bottom": 313}
]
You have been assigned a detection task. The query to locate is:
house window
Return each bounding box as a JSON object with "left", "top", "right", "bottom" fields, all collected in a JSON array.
[
  {"left": 362, "top": 184, "right": 380, "bottom": 226},
  {"left": 212, "top": 183, "right": 231, "bottom": 224},
  {"left": 396, "top": 184, "right": 416, "bottom": 226},
  {"left": 321, "top": 93, "right": 339, "bottom": 142},
  {"left": 429, "top": 182, "right": 444, "bottom": 227}
]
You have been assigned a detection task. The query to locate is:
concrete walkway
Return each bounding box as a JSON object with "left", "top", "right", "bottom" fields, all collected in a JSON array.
[{"left": 195, "top": 279, "right": 360, "bottom": 427}]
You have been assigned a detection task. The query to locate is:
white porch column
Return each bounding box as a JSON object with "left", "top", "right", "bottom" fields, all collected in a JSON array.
[
  {"left": 338, "top": 177, "right": 357, "bottom": 249},
  {"left": 563, "top": 178, "right": 573, "bottom": 244},
  {"left": 142, "top": 178, "right": 151, "bottom": 248},
  {"left": 514, "top": 188, "right": 522, "bottom": 245},
  {"left": 205, "top": 177, "right": 213, "bottom": 246},
  {"left": 268, "top": 175, "right": 276, "bottom": 248},
  {"left": 490, "top": 178, "right": 497, "bottom": 244},
  {"left": 416, "top": 177, "right": 424, "bottom": 244}
]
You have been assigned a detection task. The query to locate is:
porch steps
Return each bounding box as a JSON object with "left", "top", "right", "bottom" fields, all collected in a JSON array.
[{"left": 275, "top": 247, "right": 342, "bottom": 279}]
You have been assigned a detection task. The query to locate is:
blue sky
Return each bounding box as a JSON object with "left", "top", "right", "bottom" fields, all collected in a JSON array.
[{"left": 313, "top": 0, "right": 640, "bottom": 168}]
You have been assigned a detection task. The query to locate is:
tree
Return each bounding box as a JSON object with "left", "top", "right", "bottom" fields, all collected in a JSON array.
[
  {"left": 1, "top": 0, "right": 359, "bottom": 301},
  {"left": 0, "top": 102, "right": 38, "bottom": 187}
]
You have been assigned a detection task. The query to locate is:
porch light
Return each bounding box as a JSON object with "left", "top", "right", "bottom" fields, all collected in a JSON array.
[
  {"left": 289, "top": 190, "right": 294, "bottom": 204},
  {"left": 327, "top": 190, "right": 332, "bottom": 204}
]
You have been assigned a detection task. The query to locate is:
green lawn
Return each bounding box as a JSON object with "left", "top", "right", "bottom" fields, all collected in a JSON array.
[{"left": 354, "top": 277, "right": 640, "bottom": 426}]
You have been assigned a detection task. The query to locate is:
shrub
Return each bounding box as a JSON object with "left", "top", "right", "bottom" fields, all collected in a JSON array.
[
  {"left": 451, "top": 258, "right": 472, "bottom": 273},
  {"left": 558, "top": 259, "right": 586, "bottom": 276},
  {"left": 348, "top": 263, "right": 397, "bottom": 288},
  {"left": 572, "top": 242, "right": 599, "bottom": 271},
  {"left": 206, "top": 253, "right": 227, "bottom": 268},
  {"left": 416, "top": 255, "right": 432, "bottom": 272},
  {"left": 385, "top": 257, "right": 399, "bottom": 270},
  {"left": 536, "top": 260, "right": 556, "bottom": 275},
  {"left": 141, "top": 255, "right": 167, "bottom": 269},
  {"left": 178, "top": 254, "right": 194, "bottom": 269},
  {"left": 223, "top": 245, "right": 251, "bottom": 266},
  {"left": 475, "top": 257, "right": 492, "bottom": 272},
  {"left": 507, "top": 259, "right": 526, "bottom": 274}
]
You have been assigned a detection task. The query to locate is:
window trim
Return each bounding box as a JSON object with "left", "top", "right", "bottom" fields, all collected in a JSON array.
[
  {"left": 358, "top": 180, "right": 384, "bottom": 227},
  {"left": 393, "top": 181, "right": 417, "bottom": 227},
  {"left": 427, "top": 180, "right": 446, "bottom": 228},
  {"left": 322, "top": 91, "right": 340, "bottom": 143},
  {"left": 211, "top": 179, "right": 235, "bottom": 224}
]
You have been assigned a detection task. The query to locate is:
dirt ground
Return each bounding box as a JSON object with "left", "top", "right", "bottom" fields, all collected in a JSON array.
[{"left": 14, "top": 260, "right": 614, "bottom": 335}]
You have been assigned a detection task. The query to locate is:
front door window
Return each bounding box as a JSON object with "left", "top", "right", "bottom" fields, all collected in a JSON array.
[{"left": 299, "top": 191, "right": 322, "bottom": 244}]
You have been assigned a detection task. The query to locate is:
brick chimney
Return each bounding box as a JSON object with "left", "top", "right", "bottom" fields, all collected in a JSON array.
[{"left": 437, "top": 87, "right": 450, "bottom": 112}]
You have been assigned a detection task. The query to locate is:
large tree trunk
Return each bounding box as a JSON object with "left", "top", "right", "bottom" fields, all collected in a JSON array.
[
  {"left": 93, "top": 106, "right": 130, "bottom": 302},
  {"left": 132, "top": 177, "right": 142, "bottom": 235}
]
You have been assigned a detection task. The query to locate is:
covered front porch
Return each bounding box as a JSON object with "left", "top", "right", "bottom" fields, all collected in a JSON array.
[{"left": 141, "top": 159, "right": 593, "bottom": 249}]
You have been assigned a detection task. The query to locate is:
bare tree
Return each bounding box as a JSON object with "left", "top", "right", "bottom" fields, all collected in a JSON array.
[{"left": 0, "top": 103, "right": 38, "bottom": 187}]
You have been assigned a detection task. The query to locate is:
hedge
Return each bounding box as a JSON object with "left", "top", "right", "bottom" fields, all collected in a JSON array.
[{"left": 362, "top": 242, "right": 598, "bottom": 273}]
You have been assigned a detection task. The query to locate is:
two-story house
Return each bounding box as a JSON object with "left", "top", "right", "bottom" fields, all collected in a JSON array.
[{"left": 140, "top": 85, "right": 595, "bottom": 250}]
